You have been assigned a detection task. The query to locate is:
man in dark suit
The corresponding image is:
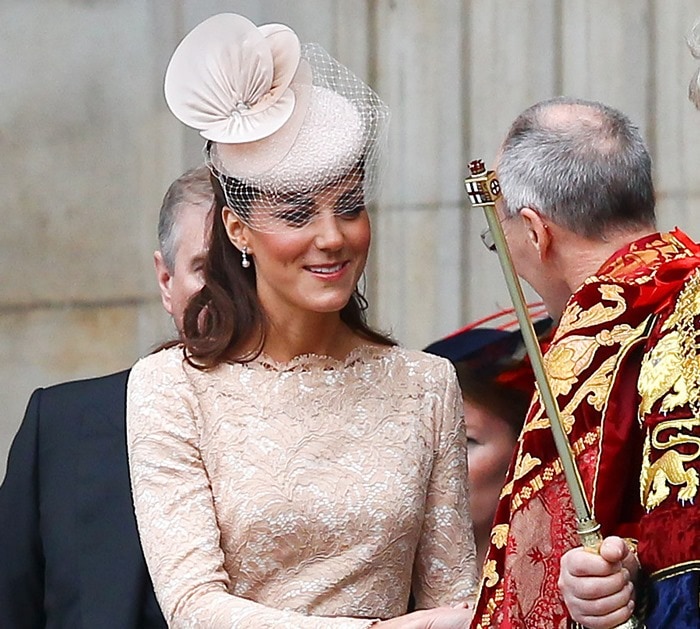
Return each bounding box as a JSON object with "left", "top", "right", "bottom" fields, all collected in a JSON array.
[{"left": 0, "top": 166, "right": 213, "bottom": 628}]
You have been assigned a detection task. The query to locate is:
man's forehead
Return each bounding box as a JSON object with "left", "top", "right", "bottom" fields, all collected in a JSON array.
[
  {"left": 174, "top": 203, "right": 211, "bottom": 246},
  {"left": 177, "top": 202, "right": 212, "bottom": 226}
]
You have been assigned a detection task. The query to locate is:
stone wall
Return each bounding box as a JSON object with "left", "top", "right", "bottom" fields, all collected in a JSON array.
[{"left": 2, "top": 0, "right": 700, "bottom": 468}]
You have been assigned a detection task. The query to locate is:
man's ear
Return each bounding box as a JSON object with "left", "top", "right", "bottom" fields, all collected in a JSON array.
[
  {"left": 519, "top": 207, "right": 551, "bottom": 261},
  {"left": 153, "top": 250, "right": 174, "bottom": 316},
  {"left": 222, "top": 206, "right": 250, "bottom": 253}
]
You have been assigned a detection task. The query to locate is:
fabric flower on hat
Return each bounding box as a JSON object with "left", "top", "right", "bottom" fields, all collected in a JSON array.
[{"left": 164, "top": 13, "right": 304, "bottom": 143}]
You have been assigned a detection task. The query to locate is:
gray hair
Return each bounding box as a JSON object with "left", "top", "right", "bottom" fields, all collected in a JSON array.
[
  {"left": 158, "top": 166, "right": 214, "bottom": 271},
  {"left": 497, "top": 97, "right": 656, "bottom": 239}
]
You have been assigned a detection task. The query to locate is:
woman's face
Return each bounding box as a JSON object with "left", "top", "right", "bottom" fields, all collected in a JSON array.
[
  {"left": 464, "top": 397, "right": 519, "bottom": 536},
  {"left": 231, "top": 173, "right": 370, "bottom": 319}
]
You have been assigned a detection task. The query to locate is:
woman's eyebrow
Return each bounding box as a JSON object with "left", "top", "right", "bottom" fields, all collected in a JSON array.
[{"left": 275, "top": 191, "right": 315, "bottom": 207}]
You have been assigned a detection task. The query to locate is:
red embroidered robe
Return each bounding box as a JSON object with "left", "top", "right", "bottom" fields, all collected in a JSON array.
[{"left": 471, "top": 229, "right": 700, "bottom": 628}]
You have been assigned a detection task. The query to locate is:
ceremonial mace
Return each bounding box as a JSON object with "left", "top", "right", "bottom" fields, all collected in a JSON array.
[{"left": 464, "top": 160, "right": 640, "bottom": 629}]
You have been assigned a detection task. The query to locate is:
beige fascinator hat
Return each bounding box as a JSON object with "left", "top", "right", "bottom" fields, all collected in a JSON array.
[{"left": 164, "top": 13, "right": 389, "bottom": 231}]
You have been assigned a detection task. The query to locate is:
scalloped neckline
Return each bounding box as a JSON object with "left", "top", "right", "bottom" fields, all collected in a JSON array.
[{"left": 251, "top": 344, "right": 397, "bottom": 372}]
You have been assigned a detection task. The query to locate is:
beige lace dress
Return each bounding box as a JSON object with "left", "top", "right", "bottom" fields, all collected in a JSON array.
[{"left": 127, "top": 344, "right": 477, "bottom": 628}]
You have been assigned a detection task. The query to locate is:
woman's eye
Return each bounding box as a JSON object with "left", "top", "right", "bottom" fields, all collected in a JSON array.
[{"left": 336, "top": 196, "right": 365, "bottom": 218}]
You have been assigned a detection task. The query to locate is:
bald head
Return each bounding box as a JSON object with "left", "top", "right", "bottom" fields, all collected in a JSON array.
[
  {"left": 496, "top": 97, "right": 656, "bottom": 239},
  {"left": 538, "top": 102, "right": 624, "bottom": 151}
]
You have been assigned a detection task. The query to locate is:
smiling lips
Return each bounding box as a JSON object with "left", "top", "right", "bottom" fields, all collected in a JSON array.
[{"left": 304, "top": 261, "right": 349, "bottom": 279}]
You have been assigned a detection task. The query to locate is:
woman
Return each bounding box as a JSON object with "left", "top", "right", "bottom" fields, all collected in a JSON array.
[
  {"left": 127, "top": 13, "right": 476, "bottom": 628},
  {"left": 425, "top": 308, "right": 553, "bottom": 570}
]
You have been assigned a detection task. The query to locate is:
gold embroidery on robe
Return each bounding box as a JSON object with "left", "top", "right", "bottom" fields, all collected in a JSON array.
[
  {"left": 499, "top": 453, "right": 541, "bottom": 498},
  {"left": 674, "top": 271, "right": 700, "bottom": 417},
  {"left": 506, "top": 430, "right": 600, "bottom": 512},
  {"left": 522, "top": 403, "right": 549, "bottom": 433},
  {"left": 662, "top": 270, "right": 700, "bottom": 331},
  {"left": 639, "top": 331, "right": 684, "bottom": 416},
  {"left": 557, "top": 284, "right": 627, "bottom": 332},
  {"left": 601, "top": 234, "right": 686, "bottom": 281},
  {"left": 559, "top": 354, "right": 617, "bottom": 432},
  {"left": 544, "top": 323, "right": 637, "bottom": 399},
  {"left": 482, "top": 559, "right": 499, "bottom": 588},
  {"left": 490, "top": 524, "right": 509, "bottom": 549},
  {"left": 527, "top": 322, "right": 645, "bottom": 437}
]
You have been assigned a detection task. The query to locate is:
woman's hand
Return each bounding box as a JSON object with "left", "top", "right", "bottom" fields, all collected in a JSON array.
[
  {"left": 558, "top": 536, "right": 638, "bottom": 629},
  {"left": 376, "top": 603, "right": 473, "bottom": 629}
]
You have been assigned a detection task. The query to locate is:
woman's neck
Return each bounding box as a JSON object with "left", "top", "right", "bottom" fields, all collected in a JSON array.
[{"left": 261, "top": 311, "right": 361, "bottom": 363}]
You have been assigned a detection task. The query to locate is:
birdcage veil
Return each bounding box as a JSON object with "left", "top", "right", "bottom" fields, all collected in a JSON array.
[{"left": 164, "top": 13, "right": 389, "bottom": 233}]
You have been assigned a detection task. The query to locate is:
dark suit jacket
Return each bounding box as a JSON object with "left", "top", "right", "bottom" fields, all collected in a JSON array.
[{"left": 0, "top": 370, "right": 167, "bottom": 628}]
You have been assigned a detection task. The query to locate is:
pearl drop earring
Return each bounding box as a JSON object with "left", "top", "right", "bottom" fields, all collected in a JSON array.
[{"left": 241, "top": 246, "right": 251, "bottom": 268}]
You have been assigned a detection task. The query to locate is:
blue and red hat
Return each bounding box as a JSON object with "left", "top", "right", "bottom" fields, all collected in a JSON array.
[{"left": 424, "top": 303, "right": 553, "bottom": 396}]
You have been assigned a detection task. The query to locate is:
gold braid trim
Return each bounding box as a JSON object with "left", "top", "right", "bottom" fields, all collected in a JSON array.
[{"left": 509, "top": 428, "right": 600, "bottom": 513}]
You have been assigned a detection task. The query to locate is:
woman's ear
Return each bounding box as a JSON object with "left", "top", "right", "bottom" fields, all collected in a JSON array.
[
  {"left": 222, "top": 206, "right": 249, "bottom": 252},
  {"left": 519, "top": 207, "right": 551, "bottom": 261}
]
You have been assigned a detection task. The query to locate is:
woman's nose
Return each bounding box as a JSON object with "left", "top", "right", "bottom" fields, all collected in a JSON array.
[{"left": 314, "top": 213, "right": 344, "bottom": 249}]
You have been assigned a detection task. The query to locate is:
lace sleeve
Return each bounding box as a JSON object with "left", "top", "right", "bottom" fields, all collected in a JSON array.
[
  {"left": 126, "top": 351, "right": 378, "bottom": 629},
  {"left": 411, "top": 359, "right": 478, "bottom": 607}
]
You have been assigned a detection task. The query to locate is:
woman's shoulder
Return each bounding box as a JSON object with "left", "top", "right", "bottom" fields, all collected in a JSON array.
[
  {"left": 129, "top": 345, "right": 194, "bottom": 385},
  {"left": 133, "top": 344, "right": 184, "bottom": 368},
  {"left": 367, "top": 345, "right": 455, "bottom": 383}
]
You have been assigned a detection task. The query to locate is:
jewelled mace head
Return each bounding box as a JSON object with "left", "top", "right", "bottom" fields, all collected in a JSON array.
[{"left": 464, "top": 159, "right": 502, "bottom": 208}]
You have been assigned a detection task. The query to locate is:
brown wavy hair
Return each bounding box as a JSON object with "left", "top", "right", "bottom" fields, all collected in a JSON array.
[{"left": 181, "top": 173, "right": 395, "bottom": 369}]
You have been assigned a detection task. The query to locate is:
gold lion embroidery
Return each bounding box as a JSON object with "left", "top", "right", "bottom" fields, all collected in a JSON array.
[{"left": 640, "top": 418, "right": 700, "bottom": 511}]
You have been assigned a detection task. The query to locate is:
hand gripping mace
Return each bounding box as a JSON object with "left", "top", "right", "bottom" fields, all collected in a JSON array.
[{"left": 464, "top": 160, "right": 640, "bottom": 629}]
